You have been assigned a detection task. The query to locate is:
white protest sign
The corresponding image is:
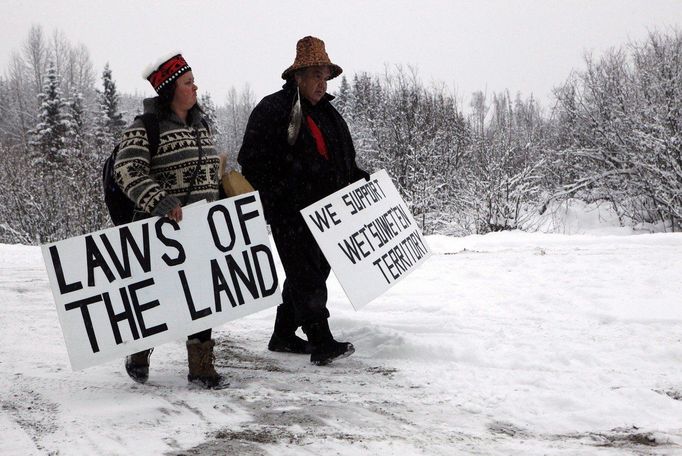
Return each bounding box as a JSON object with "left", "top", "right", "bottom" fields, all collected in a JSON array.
[
  {"left": 300, "top": 169, "right": 431, "bottom": 309},
  {"left": 41, "top": 193, "right": 280, "bottom": 370}
]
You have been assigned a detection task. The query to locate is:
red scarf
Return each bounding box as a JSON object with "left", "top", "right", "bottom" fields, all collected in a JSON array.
[{"left": 305, "top": 115, "right": 329, "bottom": 160}]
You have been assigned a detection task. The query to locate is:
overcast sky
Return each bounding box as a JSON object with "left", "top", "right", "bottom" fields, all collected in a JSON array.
[{"left": 2, "top": 0, "right": 682, "bottom": 108}]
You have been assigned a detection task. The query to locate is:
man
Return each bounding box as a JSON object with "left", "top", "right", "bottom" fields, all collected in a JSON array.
[{"left": 238, "top": 36, "right": 370, "bottom": 365}]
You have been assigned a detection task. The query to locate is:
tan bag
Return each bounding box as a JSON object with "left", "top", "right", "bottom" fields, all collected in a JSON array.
[
  {"left": 221, "top": 169, "right": 254, "bottom": 197},
  {"left": 217, "top": 154, "right": 254, "bottom": 197}
]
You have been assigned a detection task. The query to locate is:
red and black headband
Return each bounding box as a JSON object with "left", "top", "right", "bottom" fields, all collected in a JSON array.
[{"left": 145, "top": 54, "right": 191, "bottom": 93}]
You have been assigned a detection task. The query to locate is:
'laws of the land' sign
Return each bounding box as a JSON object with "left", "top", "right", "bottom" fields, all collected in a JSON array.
[
  {"left": 41, "top": 194, "right": 281, "bottom": 370},
  {"left": 300, "top": 170, "right": 431, "bottom": 309}
]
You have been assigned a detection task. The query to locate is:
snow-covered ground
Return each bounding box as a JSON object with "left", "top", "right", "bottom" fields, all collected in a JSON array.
[{"left": 2, "top": 218, "right": 682, "bottom": 454}]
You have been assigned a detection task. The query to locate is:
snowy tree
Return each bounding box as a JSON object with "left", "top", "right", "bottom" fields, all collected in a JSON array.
[
  {"left": 29, "top": 62, "right": 73, "bottom": 164},
  {"left": 217, "top": 85, "right": 255, "bottom": 169},
  {"left": 4, "top": 52, "right": 34, "bottom": 149},
  {"left": 23, "top": 25, "right": 48, "bottom": 95},
  {"left": 67, "top": 89, "right": 87, "bottom": 152},
  {"left": 63, "top": 43, "right": 96, "bottom": 99},
  {"left": 0, "top": 28, "right": 112, "bottom": 243},
  {"left": 333, "top": 75, "right": 353, "bottom": 117},
  {"left": 200, "top": 92, "right": 228, "bottom": 168},
  {"left": 340, "top": 67, "right": 469, "bottom": 234},
  {"left": 469, "top": 90, "right": 488, "bottom": 137},
  {"left": 2, "top": 26, "right": 96, "bottom": 152},
  {"left": 93, "top": 63, "right": 125, "bottom": 150},
  {"left": 479, "top": 91, "right": 547, "bottom": 232},
  {"left": 0, "top": 77, "right": 12, "bottom": 149},
  {"left": 551, "top": 30, "right": 682, "bottom": 230},
  {"left": 199, "top": 93, "right": 219, "bottom": 130}
]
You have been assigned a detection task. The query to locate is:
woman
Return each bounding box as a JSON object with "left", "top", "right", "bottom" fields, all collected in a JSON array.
[{"left": 114, "top": 52, "right": 222, "bottom": 388}]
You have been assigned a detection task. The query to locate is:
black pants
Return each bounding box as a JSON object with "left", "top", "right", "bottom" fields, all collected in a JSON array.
[
  {"left": 188, "top": 329, "right": 211, "bottom": 342},
  {"left": 271, "top": 216, "right": 331, "bottom": 327}
]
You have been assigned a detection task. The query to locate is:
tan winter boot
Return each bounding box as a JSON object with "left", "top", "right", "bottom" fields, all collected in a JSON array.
[{"left": 186, "top": 339, "right": 223, "bottom": 388}]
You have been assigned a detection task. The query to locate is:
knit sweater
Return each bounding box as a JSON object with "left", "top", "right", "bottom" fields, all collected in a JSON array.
[{"left": 114, "top": 97, "right": 221, "bottom": 217}]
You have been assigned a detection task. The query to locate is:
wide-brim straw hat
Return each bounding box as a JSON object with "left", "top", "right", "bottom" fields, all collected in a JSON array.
[{"left": 281, "top": 36, "right": 343, "bottom": 80}]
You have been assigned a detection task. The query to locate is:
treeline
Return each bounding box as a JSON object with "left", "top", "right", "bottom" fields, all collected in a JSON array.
[
  {"left": 1, "top": 27, "right": 680, "bottom": 244},
  {"left": 336, "top": 70, "right": 552, "bottom": 235},
  {"left": 335, "top": 29, "right": 682, "bottom": 235}
]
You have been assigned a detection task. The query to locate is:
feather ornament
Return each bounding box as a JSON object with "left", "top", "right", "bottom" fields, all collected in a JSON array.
[{"left": 287, "top": 87, "right": 302, "bottom": 145}]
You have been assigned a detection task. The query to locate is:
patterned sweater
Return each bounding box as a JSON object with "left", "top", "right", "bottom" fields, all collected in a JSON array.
[{"left": 114, "top": 98, "right": 221, "bottom": 217}]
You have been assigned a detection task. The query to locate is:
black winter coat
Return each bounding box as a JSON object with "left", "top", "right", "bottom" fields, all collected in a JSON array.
[{"left": 238, "top": 84, "right": 369, "bottom": 224}]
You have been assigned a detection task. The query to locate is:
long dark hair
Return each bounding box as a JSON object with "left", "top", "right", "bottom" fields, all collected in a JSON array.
[{"left": 157, "top": 83, "right": 177, "bottom": 120}]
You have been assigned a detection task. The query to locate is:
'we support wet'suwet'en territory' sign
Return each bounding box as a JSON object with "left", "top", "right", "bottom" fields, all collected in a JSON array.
[
  {"left": 42, "top": 194, "right": 280, "bottom": 370},
  {"left": 301, "top": 169, "right": 431, "bottom": 309}
]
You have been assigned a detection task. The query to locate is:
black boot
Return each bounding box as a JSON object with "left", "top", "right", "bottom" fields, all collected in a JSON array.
[
  {"left": 304, "top": 319, "right": 354, "bottom": 366},
  {"left": 268, "top": 305, "right": 312, "bottom": 354},
  {"left": 125, "top": 348, "right": 153, "bottom": 384}
]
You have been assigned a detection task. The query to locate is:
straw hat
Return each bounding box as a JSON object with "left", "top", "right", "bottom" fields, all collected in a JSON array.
[{"left": 281, "top": 36, "right": 343, "bottom": 80}]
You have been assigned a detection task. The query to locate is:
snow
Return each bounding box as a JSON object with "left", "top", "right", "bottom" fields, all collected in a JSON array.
[
  {"left": 525, "top": 199, "right": 668, "bottom": 236},
  {"left": 2, "top": 227, "right": 682, "bottom": 454}
]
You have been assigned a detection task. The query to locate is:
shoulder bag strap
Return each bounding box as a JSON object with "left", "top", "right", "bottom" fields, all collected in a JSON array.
[{"left": 138, "top": 113, "right": 160, "bottom": 156}]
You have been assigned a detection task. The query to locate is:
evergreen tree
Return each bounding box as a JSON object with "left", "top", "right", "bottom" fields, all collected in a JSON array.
[
  {"left": 334, "top": 75, "right": 352, "bottom": 116},
  {"left": 30, "top": 62, "right": 73, "bottom": 164},
  {"left": 94, "top": 63, "right": 125, "bottom": 150},
  {"left": 68, "top": 89, "right": 86, "bottom": 152},
  {"left": 199, "top": 93, "right": 219, "bottom": 131}
]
